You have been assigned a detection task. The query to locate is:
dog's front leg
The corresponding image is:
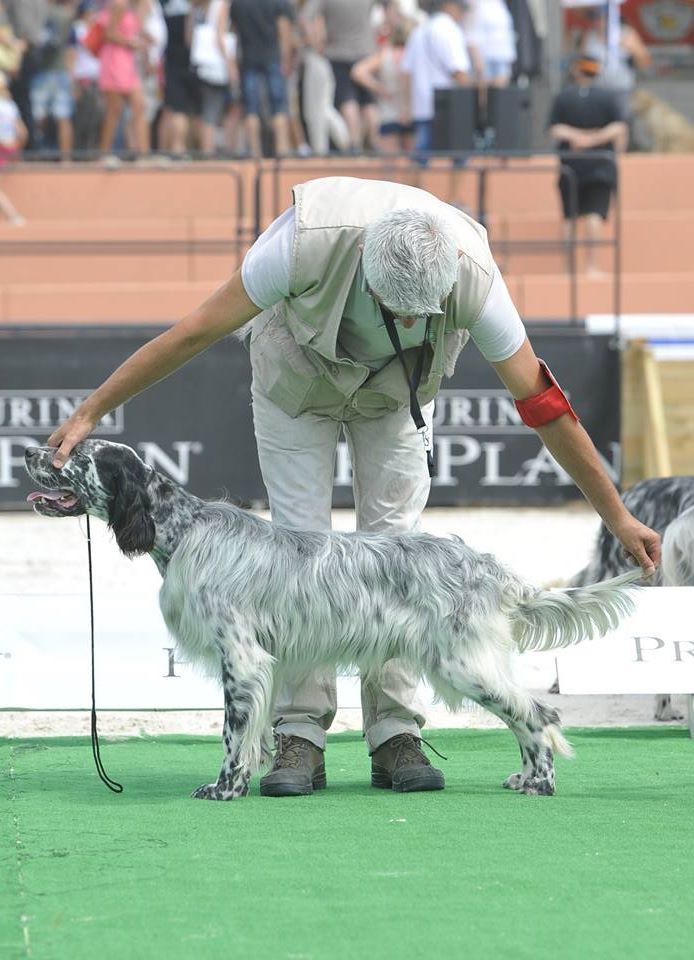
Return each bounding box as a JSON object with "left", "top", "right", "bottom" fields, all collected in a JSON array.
[
  {"left": 192, "top": 657, "right": 252, "bottom": 801},
  {"left": 192, "top": 630, "right": 274, "bottom": 801}
]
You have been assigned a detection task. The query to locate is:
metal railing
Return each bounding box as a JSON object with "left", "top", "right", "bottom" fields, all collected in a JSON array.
[{"left": 0, "top": 151, "right": 622, "bottom": 325}]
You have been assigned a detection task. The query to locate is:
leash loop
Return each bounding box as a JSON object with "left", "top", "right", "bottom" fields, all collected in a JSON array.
[{"left": 86, "top": 514, "right": 123, "bottom": 793}]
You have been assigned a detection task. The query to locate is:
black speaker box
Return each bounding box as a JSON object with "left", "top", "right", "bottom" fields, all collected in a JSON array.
[
  {"left": 485, "top": 86, "right": 533, "bottom": 151},
  {"left": 432, "top": 87, "right": 479, "bottom": 151}
]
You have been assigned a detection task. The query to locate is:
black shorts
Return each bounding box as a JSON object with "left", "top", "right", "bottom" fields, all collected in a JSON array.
[
  {"left": 331, "top": 60, "right": 376, "bottom": 109},
  {"left": 164, "top": 65, "right": 198, "bottom": 115},
  {"left": 559, "top": 176, "right": 613, "bottom": 220}
]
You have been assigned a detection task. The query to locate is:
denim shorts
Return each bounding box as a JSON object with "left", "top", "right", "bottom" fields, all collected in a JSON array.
[
  {"left": 31, "top": 70, "right": 74, "bottom": 121},
  {"left": 241, "top": 62, "right": 288, "bottom": 117}
]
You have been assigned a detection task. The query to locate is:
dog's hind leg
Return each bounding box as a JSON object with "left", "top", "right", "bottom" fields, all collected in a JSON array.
[
  {"left": 429, "top": 655, "right": 572, "bottom": 796},
  {"left": 192, "top": 626, "right": 275, "bottom": 801}
]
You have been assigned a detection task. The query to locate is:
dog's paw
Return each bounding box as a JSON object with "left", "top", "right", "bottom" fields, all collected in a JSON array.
[
  {"left": 654, "top": 707, "right": 685, "bottom": 721},
  {"left": 518, "top": 776, "right": 555, "bottom": 796},
  {"left": 503, "top": 773, "right": 524, "bottom": 790},
  {"left": 191, "top": 780, "right": 249, "bottom": 801}
]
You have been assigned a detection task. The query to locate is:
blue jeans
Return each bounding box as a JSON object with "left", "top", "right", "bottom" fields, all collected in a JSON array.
[
  {"left": 241, "top": 62, "right": 288, "bottom": 117},
  {"left": 412, "top": 119, "right": 433, "bottom": 167}
]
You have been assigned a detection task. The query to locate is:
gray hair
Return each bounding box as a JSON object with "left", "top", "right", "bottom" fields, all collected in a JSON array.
[{"left": 361, "top": 208, "right": 459, "bottom": 317}]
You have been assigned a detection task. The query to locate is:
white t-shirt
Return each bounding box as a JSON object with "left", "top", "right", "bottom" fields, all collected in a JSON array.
[
  {"left": 241, "top": 207, "right": 526, "bottom": 365},
  {"left": 464, "top": 0, "right": 516, "bottom": 65},
  {"left": 400, "top": 12, "right": 471, "bottom": 122}
]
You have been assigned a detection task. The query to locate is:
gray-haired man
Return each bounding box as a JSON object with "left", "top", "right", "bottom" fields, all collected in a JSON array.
[{"left": 49, "top": 176, "right": 660, "bottom": 797}]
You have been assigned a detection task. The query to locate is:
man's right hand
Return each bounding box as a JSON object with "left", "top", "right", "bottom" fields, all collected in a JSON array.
[{"left": 47, "top": 412, "right": 97, "bottom": 468}]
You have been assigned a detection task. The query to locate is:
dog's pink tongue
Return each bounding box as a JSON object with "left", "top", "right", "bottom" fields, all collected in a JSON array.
[{"left": 26, "top": 491, "right": 65, "bottom": 502}]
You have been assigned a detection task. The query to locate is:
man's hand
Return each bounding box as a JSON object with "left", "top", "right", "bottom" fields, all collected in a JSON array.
[
  {"left": 610, "top": 516, "right": 661, "bottom": 577},
  {"left": 48, "top": 412, "right": 98, "bottom": 468}
]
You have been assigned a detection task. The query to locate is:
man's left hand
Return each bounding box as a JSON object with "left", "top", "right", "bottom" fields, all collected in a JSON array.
[{"left": 610, "top": 517, "right": 661, "bottom": 577}]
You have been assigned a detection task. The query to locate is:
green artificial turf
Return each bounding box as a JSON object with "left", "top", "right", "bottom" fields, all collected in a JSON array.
[{"left": 3, "top": 727, "right": 694, "bottom": 960}]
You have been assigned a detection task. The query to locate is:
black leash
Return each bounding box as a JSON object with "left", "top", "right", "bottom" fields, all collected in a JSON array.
[
  {"left": 380, "top": 307, "right": 435, "bottom": 477},
  {"left": 86, "top": 514, "right": 123, "bottom": 793}
]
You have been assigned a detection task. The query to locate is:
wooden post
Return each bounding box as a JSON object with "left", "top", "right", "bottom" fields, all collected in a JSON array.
[{"left": 640, "top": 341, "right": 672, "bottom": 477}]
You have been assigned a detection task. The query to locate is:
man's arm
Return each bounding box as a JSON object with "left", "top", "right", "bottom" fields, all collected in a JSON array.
[
  {"left": 48, "top": 269, "right": 261, "bottom": 467},
  {"left": 492, "top": 339, "right": 660, "bottom": 575},
  {"left": 580, "top": 121, "right": 629, "bottom": 152}
]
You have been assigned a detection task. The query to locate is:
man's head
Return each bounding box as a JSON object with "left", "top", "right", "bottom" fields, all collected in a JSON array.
[
  {"left": 361, "top": 208, "right": 458, "bottom": 320},
  {"left": 572, "top": 55, "right": 601, "bottom": 84}
]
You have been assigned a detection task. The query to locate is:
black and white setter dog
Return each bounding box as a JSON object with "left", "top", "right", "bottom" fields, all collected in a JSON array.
[
  {"left": 25, "top": 440, "right": 642, "bottom": 800},
  {"left": 568, "top": 476, "right": 694, "bottom": 721}
]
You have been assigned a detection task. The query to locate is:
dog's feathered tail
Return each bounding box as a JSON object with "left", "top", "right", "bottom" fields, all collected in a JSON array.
[{"left": 511, "top": 569, "right": 642, "bottom": 653}]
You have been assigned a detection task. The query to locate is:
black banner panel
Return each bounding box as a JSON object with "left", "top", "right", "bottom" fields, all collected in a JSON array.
[{"left": 0, "top": 326, "right": 619, "bottom": 509}]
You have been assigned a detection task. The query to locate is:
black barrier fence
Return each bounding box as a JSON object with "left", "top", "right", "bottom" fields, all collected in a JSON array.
[{"left": 1, "top": 325, "right": 620, "bottom": 511}]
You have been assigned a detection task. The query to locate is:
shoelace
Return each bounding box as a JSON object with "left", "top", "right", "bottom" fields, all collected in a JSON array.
[
  {"left": 272, "top": 734, "right": 315, "bottom": 769},
  {"left": 386, "top": 733, "right": 448, "bottom": 765}
]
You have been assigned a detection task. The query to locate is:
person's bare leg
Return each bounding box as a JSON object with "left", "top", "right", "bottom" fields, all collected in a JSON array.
[
  {"left": 361, "top": 103, "right": 380, "bottom": 152},
  {"left": 99, "top": 91, "right": 123, "bottom": 154},
  {"left": 245, "top": 113, "right": 262, "bottom": 158},
  {"left": 130, "top": 90, "right": 150, "bottom": 154},
  {"left": 198, "top": 120, "right": 216, "bottom": 155},
  {"left": 168, "top": 111, "right": 190, "bottom": 154},
  {"left": 57, "top": 117, "right": 73, "bottom": 161},
  {"left": 0, "top": 189, "right": 23, "bottom": 224},
  {"left": 340, "top": 98, "right": 362, "bottom": 150},
  {"left": 584, "top": 213, "right": 605, "bottom": 275},
  {"left": 271, "top": 112, "right": 291, "bottom": 157}
]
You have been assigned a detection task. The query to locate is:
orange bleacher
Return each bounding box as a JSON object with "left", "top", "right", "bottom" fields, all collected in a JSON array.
[{"left": 0, "top": 154, "right": 691, "bottom": 325}]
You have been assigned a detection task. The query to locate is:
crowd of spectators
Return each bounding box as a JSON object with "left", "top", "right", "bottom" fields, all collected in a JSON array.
[
  {"left": 0, "top": 0, "right": 526, "bottom": 161},
  {"left": 0, "top": 1, "right": 658, "bottom": 169}
]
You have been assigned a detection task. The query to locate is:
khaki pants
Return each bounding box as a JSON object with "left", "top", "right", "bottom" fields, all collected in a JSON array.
[{"left": 252, "top": 386, "right": 434, "bottom": 751}]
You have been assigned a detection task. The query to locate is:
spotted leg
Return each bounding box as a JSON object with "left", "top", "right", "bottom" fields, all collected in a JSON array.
[
  {"left": 192, "top": 623, "right": 274, "bottom": 801},
  {"left": 429, "top": 655, "right": 571, "bottom": 796}
]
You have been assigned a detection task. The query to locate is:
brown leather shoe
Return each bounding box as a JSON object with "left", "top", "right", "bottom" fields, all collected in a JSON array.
[
  {"left": 371, "top": 733, "right": 445, "bottom": 792},
  {"left": 260, "top": 734, "right": 327, "bottom": 797}
]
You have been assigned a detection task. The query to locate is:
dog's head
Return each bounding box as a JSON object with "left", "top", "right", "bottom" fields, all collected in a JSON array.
[{"left": 25, "top": 440, "right": 156, "bottom": 557}]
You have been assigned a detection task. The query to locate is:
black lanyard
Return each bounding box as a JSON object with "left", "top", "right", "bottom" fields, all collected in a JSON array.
[{"left": 380, "top": 306, "right": 435, "bottom": 477}]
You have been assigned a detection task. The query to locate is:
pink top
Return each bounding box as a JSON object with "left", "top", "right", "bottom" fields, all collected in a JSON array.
[{"left": 98, "top": 6, "right": 141, "bottom": 94}]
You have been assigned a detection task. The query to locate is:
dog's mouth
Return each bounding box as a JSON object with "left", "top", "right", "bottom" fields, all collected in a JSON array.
[{"left": 26, "top": 487, "right": 85, "bottom": 517}]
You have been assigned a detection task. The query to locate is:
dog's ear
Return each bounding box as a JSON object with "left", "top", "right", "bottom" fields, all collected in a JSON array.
[{"left": 103, "top": 455, "right": 156, "bottom": 558}]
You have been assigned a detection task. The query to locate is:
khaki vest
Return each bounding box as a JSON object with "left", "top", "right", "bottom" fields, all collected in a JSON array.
[{"left": 249, "top": 177, "right": 495, "bottom": 420}]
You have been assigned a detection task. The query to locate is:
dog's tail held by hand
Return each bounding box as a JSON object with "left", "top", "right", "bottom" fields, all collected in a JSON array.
[{"left": 511, "top": 569, "right": 642, "bottom": 653}]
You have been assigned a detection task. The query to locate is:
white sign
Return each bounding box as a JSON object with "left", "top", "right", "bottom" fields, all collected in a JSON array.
[
  {"left": 0, "top": 592, "right": 364, "bottom": 710},
  {"left": 556, "top": 587, "right": 694, "bottom": 695}
]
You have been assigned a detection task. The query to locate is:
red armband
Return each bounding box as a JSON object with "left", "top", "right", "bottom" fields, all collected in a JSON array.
[{"left": 514, "top": 360, "right": 580, "bottom": 428}]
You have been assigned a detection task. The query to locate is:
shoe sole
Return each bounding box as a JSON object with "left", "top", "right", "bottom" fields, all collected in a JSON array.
[
  {"left": 260, "top": 772, "right": 327, "bottom": 797},
  {"left": 371, "top": 772, "right": 445, "bottom": 792}
]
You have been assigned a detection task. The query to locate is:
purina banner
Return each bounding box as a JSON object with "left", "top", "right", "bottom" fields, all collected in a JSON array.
[{"left": 0, "top": 326, "right": 620, "bottom": 509}]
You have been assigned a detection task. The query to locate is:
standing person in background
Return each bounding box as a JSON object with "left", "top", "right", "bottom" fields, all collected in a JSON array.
[
  {"left": 97, "top": 0, "right": 150, "bottom": 157},
  {"left": 548, "top": 55, "right": 627, "bottom": 276},
  {"left": 0, "top": 68, "right": 27, "bottom": 223},
  {"left": 159, "top": 0, "right": 194, "bottom": 155},
  {"left": 464, "top": 0, "right": 516, "bottom": 88},
  {"left": 230, "top": 0, "right": 293, "bottom": 158},
  {"left": 350, "top": 20, "right": 413, "bottom": 153},
  {"left": 189, "top": 0, "right": 235, "bottom": 155},
  {"left": 30, "top": 0, "right": 76, "bottom": 160},
  {"left": 310, "top": 0, "right": 379, "bottom": 152},
  {"left": 400, "top": 0, "right": 471, "bottom": 157},
  {"left": 3, "top": 0, "right": 47, "bottom": 150},
  {"left": 139, "top": 0, "right": 167, "bottom": 150},
  {"left": 578, "top": 4, "right": 651, "bottom": 114},
  {"left": 298, "top": 0, "right": 349, "bottom": 155},
  {"left": 70, "top": 0, "right": 104, "bottom": 155}
]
